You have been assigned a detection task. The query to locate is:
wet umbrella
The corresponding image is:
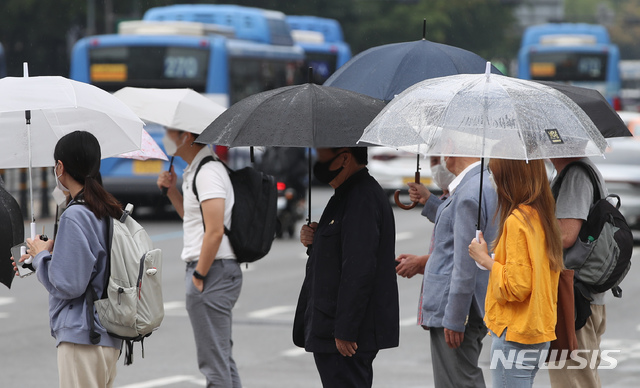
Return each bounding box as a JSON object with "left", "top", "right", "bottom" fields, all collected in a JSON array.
[
  {"left": 323, "top": 29, "right": 502, "bottom": 102},
  {"left": 196, "top": 74, "right": 386, "bottom": 224},
  {"left": 0, "top": 180, "right": 24, "bottom": 289},
  {"left": 324, "top": 21, "right": 502, "bottom": 209},
  {"left": 360, "top": 62, "right": 609, "bottom": 239},
  {"left": 536, "top": 81, "right": 632, "bottom": 139}
]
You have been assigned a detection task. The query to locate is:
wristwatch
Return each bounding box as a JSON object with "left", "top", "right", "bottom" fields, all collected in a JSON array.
[{"left": 193, "top": 270, "right": 206, "bottom": 280}]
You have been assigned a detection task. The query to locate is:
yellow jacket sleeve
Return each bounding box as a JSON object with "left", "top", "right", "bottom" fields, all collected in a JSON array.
[{"left": 490, "top": 216, "right": 533, "bottom": 305}]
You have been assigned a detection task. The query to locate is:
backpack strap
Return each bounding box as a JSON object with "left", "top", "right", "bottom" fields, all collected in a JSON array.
[
  {"left": 191, "top": 155, "right": 232, "bottom": 235},
  {"left": 551, "top": 161, "right": 602, "bottom": 205},
  {"left": 84, "top": 215, "right": 113, "bottom": 345}
]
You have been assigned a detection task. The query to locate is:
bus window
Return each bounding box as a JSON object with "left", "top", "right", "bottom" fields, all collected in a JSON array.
[
  {"left": 89, "top": 46, "right": 210, "bottom": 92},
  {"left": 529, "top": 52, "right": 608, "bottom": 82},
  {"left": 229, "top": 58, "right": 300, "bottom": 103}
]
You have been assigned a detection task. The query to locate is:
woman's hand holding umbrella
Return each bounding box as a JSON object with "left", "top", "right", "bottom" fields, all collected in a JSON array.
[{"left": 468, "top": 232, "right": 494, "bottom": 271}]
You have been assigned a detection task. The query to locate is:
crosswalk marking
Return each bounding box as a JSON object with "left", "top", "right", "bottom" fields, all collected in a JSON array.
[
  {"left": 281, "top": 347, "right": 307, "bottom": 357},
  {"left": 117, "top": 375, "right": 200, "bottom": 388},
  {"left": 396, "top": 232, "right": 415, "bottom": 241},
  {"left": 248, "top": 305, "right": 296, "bottom": 319}
]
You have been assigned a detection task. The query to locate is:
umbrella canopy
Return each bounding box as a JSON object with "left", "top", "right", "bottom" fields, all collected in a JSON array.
[
  {"left": 360, "top": 63, "right": 611, "bottom": 237},
  {"left": 0, "top": 76, "right": 144, "bottom": 168},
  {"left": 196, "top": 83, "right": 386, "bottom": 148},
  {"left": 360, "top": 68, "right": 609, "bottom": 160},
  {"left": 113, "top": 87, "right": 226, "bottom": 134},
  {"left": 196, "top": 82, "right": 386, "bottom": 225},
  {"left": 536, "top": 81, "right": 632, "bottom": 139},
  {"left": 323, "top": 39, "right": 502, "bottom": 102},
  {"left": 117, "top": 129, "right": 169, "bottom": 161},
  {"left": 0, "top": 181, "right": 24, "bottom": 289}
]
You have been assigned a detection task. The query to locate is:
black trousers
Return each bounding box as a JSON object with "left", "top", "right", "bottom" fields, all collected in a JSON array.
[{"left": 313, "top": 351, "right": 378, "bottom": 388}]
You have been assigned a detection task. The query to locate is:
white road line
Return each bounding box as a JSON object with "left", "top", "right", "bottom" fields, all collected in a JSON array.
[
  {"left": 163, "top": 301, "right": 185, "bottom": 310},
  {"left": 281, "top": 347, "right": 308, "bottom": 357},
  {"left": 0, "top": 297, "right": 15, "bottom": 306},
  {"left": 117, "top": 375, "right": 198, "bottom": 388},
  {"left": 0, "top": 312, "right": 9, "bottom": 319},
  {"left": 396, "top": 232, "right": 414, "bottom": 241},
  {"left": 400, "top": 317, "right": 418, "bottom": 327},
  {"left": 248, "top": 305, "right": 296, "bottom": 319}
]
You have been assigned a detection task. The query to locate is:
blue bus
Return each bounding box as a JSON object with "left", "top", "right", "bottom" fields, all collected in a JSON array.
[
  {"left": 142, "top": 4, "right": 351, "bottom": 84},
  {"left": 143, "top": 4, "right": 294, "bottom": 46},
  {"left": 285, "top": 16, "right": 351, "bottom": 84},
  {"left": 0, "top": 43, "right": 6, "bottom": 77},
  {"left": 70, "top": 17, "right": 304, "bottom": 208},
  {"left": 518, "top": 23, "right": 622, "bottom": 109}
]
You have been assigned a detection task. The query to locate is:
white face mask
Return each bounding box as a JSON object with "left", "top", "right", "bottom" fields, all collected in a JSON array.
[
  {"left": 54, "top": 163, "right": 69, "bottom": 192},
  {"left": 51, "top": 186, "right": 68, "bottom": 207},
  {"left": 430, "top": 162, "right": 456, "bottom": 192},
  {"left": 162, "top": 133, "right": 186, "bottom": 156}
]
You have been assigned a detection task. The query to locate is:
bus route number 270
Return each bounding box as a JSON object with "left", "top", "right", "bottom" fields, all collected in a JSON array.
[{"left": 164, "top": 56, "right": 199, "bottom": 79}]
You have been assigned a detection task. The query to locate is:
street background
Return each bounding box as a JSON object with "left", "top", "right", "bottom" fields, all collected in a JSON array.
[{"left": 1, "top": 187, "right": 640, "bottom": 388}]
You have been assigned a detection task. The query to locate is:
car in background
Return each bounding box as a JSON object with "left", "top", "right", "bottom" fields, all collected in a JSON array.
[
  {"left": 367, "top": 147, "right": 440, "bottom": 201},
  {"left": 592, "top": 138, "right": 640, "bottom": 232}
]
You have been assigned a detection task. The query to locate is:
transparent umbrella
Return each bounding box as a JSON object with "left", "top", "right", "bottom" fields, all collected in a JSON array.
[
  {"left": 360, "top": 62, "right": 609, "bottom": 239},
  {"left": 361, "top": 63, "right": 608, "bottom": 160}
]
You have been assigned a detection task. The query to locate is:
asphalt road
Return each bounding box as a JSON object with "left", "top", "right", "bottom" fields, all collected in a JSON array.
[{"left": 2, "top": 187, "right": 640, "bottom": 388}]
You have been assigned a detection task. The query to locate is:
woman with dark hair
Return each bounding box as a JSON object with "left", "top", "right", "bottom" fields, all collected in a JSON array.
[
  {"left": 469, "top": 158, "right": 563, "bottom": 388},
  {"left": 15, "top": 131, "right": 123, "bottom": 388}
]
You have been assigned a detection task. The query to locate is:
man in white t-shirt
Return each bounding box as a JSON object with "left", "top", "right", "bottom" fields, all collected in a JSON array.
[{"left": 157, "top": 129, "right": 241, "bottom": 388}]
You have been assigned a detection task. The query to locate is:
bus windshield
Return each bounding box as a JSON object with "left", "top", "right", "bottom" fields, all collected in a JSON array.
[
  {"left": 529, "top": 52, "right": 608, "bottom": 82},
  {"left": 89, "top": 45, "right": 210, "bottom": 92}
]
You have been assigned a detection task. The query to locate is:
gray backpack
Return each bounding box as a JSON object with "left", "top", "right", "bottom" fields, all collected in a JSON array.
[{"left": 83, "top": 204, "right": 164, "bottom": 365}]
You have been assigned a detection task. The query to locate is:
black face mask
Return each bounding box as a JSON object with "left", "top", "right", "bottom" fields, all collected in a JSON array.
[{"left": 313, "top": 152, "right": 347, "bottom": 184}]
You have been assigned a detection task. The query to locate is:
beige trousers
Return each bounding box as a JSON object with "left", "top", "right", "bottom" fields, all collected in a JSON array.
[
  {"left": 548, "top": 304, "right": 607, "bottom": 388},
  {"left": 57, "top": 342, "right": 119, "bottom": 388}
]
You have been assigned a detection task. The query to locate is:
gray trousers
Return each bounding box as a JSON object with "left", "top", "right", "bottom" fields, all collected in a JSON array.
[
  {"left": 429, "top": 307, "right": 487, "bottom": 388},
  {"left": 186, "top": 260, "right": 243, "bottom": 388}
]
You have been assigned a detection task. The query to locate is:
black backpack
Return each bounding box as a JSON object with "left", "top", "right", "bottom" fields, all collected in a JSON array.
[
  {"left": 552, "top": 161, "right": 633, "bottom": 298},
  {"left": 193, "top": 155, "right": 278, "bottom": 263}
]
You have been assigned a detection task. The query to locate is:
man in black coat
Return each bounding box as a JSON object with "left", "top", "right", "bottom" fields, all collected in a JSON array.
[{"left": 293, "top": 147, "right": 399, "bottom": 388}]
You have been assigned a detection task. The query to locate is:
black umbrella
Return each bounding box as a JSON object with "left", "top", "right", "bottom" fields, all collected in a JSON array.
[
  {"left": 196, "top": 77, "right": 386, "bottom": 224},
  {"left": 324, "top": 21, "right": 502, "bottom": 209},
  {"left": 536, "top": 81, "right": 632, "bottom": 138},
  {"left": 0, "top": 181, "right": 25, "bottom": 289}
]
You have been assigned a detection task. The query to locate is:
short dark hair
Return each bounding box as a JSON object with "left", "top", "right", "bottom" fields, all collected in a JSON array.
[{"left": 331, "top": 147, "right": 368, "bottom": 166}]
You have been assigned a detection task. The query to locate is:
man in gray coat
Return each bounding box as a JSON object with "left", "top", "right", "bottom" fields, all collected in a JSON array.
[{"left": 409, "top": 156, "right": 498, "bottom": 388}]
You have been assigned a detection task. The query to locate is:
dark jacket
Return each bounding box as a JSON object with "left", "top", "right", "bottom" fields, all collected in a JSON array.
[{"left": 293, "top": 168, "right": 399, "bottom": 353}]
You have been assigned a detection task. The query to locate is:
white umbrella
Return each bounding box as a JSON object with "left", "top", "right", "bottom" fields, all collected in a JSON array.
[
  {"left": 114, "top": 87, "right": 226, "bottom": 195},
  {"left": 113, "top": 87, "right": 226, "bottom": 134},
  {"left": 0, "top": 64, "right": 144, "bottom": 241}
]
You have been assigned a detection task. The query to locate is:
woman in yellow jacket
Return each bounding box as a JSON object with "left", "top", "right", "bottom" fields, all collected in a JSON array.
[{"left": 469, "top": 158, "right": 563, "bottom": 388}]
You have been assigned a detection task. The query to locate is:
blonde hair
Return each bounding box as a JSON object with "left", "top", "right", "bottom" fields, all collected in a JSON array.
[{"left": 488, "top": 158, "right": 564, "bottom": 272}]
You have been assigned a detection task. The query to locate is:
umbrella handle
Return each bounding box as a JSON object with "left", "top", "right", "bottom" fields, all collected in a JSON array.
[{"left": 394, "top": 171, "right": 420, "bottom": 210}]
